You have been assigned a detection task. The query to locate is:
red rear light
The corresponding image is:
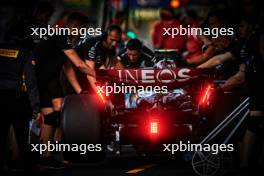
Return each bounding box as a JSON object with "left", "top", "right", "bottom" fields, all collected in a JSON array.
[
  {"left": 96, "top": 89, "right": 106, "bottom": 104},
  {"left": 95, "top": 82, "right": 106, "bottom": 104},
  {"left": 199, "top": 84, "right": 212, "bottom": 106},
  {"left": 140, "top": 113, "right": 169, "bottom": 141},
  {"left": 150, "top": 121, "right": 158, "bottom": 134}
]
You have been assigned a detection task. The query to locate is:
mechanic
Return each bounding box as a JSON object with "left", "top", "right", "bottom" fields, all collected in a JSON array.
[
  {"left": 5, "top": 2, "right": 54, "bottom": 50},
  {"left": 226, "top": 18, "right": 264, "bottom": 171},
  {"left": 181, "top": 10, "right": 203, "bottom": 63},
  {"left": 64, "top": 25, "right": 123, "bottom": 95},
  {"left": 236, "top": 19, "right": 264, "bottom": 170},
  {"left": 186, "top": 9, "right": 229, "bottom": 66},
  {"left": 117, "top": 38, "right": 156, "bottom": 68},
  {"left": 185, "top": 42, "right": 217, "bottom": 66},
  {"left": 198, "top": 17, "right": 264, "bottom": 169},
  {"left": 198, "top": 34, "right": 243, "bottom": 80},
  {"left": 33, "top": 12, "right": 95, "bottom": 168},
  {"left": 152, "top": 7, "right": 186, "bottom": 51},
  {"left": 59, "top": 13, "right": 90, "bottom": 96},
  {"left": 0, "top": 42, "right": 42, "bottom": 172},
  {"left": 196, "top": 9, "right": 237, "bottom": 70}
]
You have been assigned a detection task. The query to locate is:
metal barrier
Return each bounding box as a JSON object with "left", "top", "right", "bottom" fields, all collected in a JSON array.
[{"left": 200, "top": 97, "right": 249, "bottom": 144}]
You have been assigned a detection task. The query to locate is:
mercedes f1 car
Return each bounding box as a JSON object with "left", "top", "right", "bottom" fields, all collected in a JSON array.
[{"left": 61, "top": 51, "right": 215, "bottom": 162}]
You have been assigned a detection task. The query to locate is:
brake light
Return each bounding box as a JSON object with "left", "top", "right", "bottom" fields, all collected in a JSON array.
[
  {"left": 150, "top": 121, "right": 158, "bottom": 134},
  {"left": 199, "top": 84, "right": 212, "bottom": 106},
  {"left": 97, "top": 90, "right": 106, "bottom": 104},
  {"left": 96, "top": 86, "right": 106, "bottom": 104}
]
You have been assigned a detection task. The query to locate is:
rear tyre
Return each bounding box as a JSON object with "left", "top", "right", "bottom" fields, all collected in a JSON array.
[{"left": 62, "top": 94, "right": 106, "bottom": 162}]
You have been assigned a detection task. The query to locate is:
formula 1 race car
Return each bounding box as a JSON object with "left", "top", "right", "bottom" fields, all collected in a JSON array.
[{"left": 61, "top": 63, "right": 215, "bottom": 162}]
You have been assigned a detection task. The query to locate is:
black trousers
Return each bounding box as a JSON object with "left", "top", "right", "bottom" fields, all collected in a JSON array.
[{"left": 0, "top": 91, "right": 32, "bottom": 168}]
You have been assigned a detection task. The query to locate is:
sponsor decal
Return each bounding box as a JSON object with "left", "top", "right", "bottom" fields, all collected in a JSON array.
[{"left": 0, "top": 49, "right": 19, "bottom": 58}]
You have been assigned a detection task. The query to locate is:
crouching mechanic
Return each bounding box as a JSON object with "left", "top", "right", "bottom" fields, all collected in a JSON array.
[
  {"left": 117, "top": 38, "right": 156, "bottom": 68},
  {"left": 0, "top": 43, "right": 42, "bottom": 172},
  {"left": 33, "top": 12, "right": 95, "bottom": 168}
]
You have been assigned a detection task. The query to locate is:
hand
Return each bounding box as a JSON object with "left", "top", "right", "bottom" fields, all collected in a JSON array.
[
  {"left": 35, "top": 113, "right": 44, "bottom": 127},
  {"left": 105, "top": 100, "right": 118, "bottom": 116},
  {"left": 76, "top": 88, "right": 82, "bottom": 94},
  {"left": 91, "top": 69, "right": 96, "bottom": 78},
  {"left": 105, "top": 100, "right": 114, "bottom": 111}
]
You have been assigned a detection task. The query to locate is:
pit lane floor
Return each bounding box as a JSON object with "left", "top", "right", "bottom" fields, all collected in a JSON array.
[{"left": 2, "top": 146, "right": 256, "bottom": 176}]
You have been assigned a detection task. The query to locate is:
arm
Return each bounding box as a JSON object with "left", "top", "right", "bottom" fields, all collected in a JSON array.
[
  {"left": 63, "top": 60, "right": 82, "bottom": 94},
  {"left": 187, "top": 45, "right": 216, "bottom": 66},
  {"left": 63, "top": 49, "right": 95, "bottom": 77},
  {"left": 85, "top": 60, "right": 98, "bottom": 94},
  {"left": 197, "top": 35, "right": 212, "bottom": 46},
  {"left": 86, "top": 60, "right": 115, "bottom": 109},
  {"left": 112, "top": 57, "right": 124, "bottom": 69},
  {"left": 24, "top": 54, "right": 40, "bottom": 113},
  {"left": 24, "top": 54, "right": 44, "bottom": 125},
  {"left": 198, "top": 52, "right": 233, "bottom": 69},
  {"left": 220, "top": 64, "right": 245, "bottom": 91},
  {"left": 99, "top": 57, "right": 124, "bottom": 69}
]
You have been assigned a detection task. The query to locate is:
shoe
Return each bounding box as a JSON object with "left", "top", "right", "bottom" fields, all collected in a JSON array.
[{"left": 39, "top": 157, "right": 65, "bottom": 170}]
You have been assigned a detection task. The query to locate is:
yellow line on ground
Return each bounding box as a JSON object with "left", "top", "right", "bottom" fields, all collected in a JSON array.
[{"left": 126, "top": 164, "right": 158, "bottom": 174}]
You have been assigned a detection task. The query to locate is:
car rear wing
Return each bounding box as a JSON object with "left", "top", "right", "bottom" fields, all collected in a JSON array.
[{"left": 96, "top": 68, "right": 211, "bottom": 89}]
